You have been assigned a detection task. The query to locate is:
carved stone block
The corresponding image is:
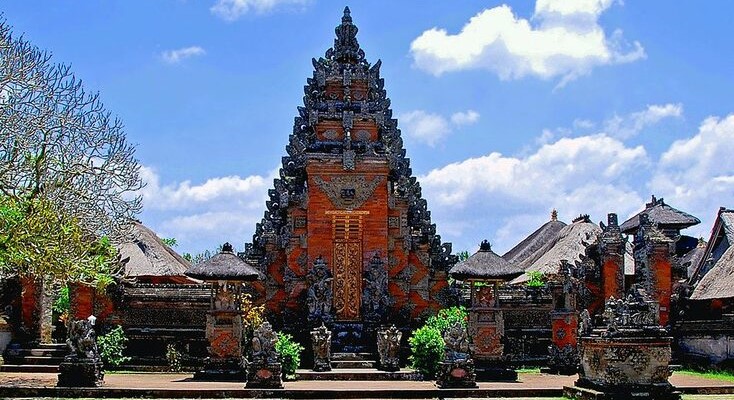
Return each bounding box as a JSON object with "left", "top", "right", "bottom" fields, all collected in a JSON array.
[
  {"left": 377, "top": 325, "right": 401, "bottom": 371},
  {"left": 311, "top": 323, "right": 332, "bottom": 372}
]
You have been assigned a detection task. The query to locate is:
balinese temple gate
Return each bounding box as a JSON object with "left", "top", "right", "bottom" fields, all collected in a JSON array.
[{"left": 243, "top": 8, "right": 458, "bottom": 352}]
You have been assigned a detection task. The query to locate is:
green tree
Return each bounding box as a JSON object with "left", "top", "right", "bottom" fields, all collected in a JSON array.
[{"left": 0, "top": 18, "right": 140, "bottom": 286}]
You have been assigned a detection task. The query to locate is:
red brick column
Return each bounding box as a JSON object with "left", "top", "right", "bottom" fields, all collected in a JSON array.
[
  {"left": 600, "top": 213, "right": 625, "bottom": 301},
  {"left": 20, "top": 276, "right": 41, "bottom": 339},
  {"left": 69, "top": 283, "right": 95, "bottom": 320}
]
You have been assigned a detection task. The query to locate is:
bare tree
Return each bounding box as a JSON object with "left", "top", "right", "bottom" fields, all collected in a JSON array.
[{"left": 0, "top": 18, "right": 142, "bottom": 242}]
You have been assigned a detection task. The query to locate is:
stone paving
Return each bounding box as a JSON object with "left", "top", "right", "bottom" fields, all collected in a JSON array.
[{"left": 0, "top": 371, "right": 732, "bottom": 398}]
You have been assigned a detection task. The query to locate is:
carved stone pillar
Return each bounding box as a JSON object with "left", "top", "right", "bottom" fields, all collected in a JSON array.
[
  {"left": 600, "top": 213, "right": 625, "bottom": 301},
  {"left": 634, "top": 214, "right": 675, "bottom": 326},
  {"left": 545, "top": 264, "right": 579, "bottom": 375},
  {"left": 19, "top": 276, "right": 41, "bottom": 341},
  {"left": 435, "top": 322, "right": 477, "bottom": 389}
]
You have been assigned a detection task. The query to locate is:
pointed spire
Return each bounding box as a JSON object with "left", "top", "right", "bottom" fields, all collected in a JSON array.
[
  {"left": 551, "top": 209, "right": 558, "bottom": 221},
  {"left": 332, "top": 6, "right": 364, "bottom": 63}
]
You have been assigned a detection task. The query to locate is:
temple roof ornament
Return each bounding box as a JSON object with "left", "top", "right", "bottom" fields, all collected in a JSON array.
[{"left": 328, "top": 7, "right": 365, "bottom": 63}]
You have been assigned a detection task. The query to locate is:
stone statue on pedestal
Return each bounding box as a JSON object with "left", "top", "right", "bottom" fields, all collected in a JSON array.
[
  {"left": 57, "top": 319, "right": 104, "bottom": 387},
  {"left": 435, "top": 322, "right": 477, "bottom": 388},
  {"left": 307, "top": 257, "right": 333, "bottom": 324},
  {"left": 246, "top": 321, "right": 283, "bottom": 388},
  {"left": 377, "top": 325, "right": 401, "bottom": 371},
  {"left": 311, "top": 323, "right": 332, "bottom": 371}
]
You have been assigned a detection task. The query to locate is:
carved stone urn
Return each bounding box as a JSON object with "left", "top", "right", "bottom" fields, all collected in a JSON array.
[
  {"left": 377, "top": 325, "right": 401, "bottom": 371},
  {"left": 311, "top": 323, "right": 332, "bottom": 372},
  {"left": 57, "top": 319, "right": 104, "bottom": 387},
  {"left": 435, "top": 322, "right": 477, "bottom": 389},
  {"left": 246, "top": 321, "right": 283, "bottom": 389}
]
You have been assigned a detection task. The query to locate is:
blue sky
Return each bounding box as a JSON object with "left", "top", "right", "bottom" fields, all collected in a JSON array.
[{"left": 4, "top": 0, "right": 734, "bottom": 256}]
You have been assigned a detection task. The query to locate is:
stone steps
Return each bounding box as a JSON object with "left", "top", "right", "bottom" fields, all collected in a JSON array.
[
  {"left": 330, "top": 352, "right": 378, "bottom": 369},
  {"left": 2, "top": 342, "right": 68, "bottom": 373},
  {"left": 0, "top": 364, "right": 59, "bottom": 373}
]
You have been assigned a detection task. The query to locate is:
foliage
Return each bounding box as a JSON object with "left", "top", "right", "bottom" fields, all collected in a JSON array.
[
  {"left": 275, "top": 332, "right": 304, "bottom": 380},
  {"left": 52, "top": 285, "right": 70, "bottom": 323},
  {"left": 0, "top": 196, "right": 120, "bottom": 289},
  {"left": 97, "top": 325, "right": 131, "bottom": 368},
  {"left": 526, "top": 271, "right": 546, "bottom": 288},
  {"left": 457, "top": 250, "right": 470, "bottom": 262},
  {"left": 238, "top": 291, "right": 264, "bottom": 331},
  {"left": 160, "top": 237, "right": 178, "bottom": 247},
  {"left": 166, "top": 343, "right": 183, "bottom": 372},
  {"left": 425, "top": 306, "right": 468, "bottom": 334},
  {"left": 408, "top": 325, "right": 444, "bottom": 378}
]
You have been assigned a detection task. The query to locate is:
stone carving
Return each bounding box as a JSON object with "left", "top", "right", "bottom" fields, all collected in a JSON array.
[
  {"left": 363, "top": 253, "right": 389, "bottom": 322},
  {"left": 311, "top": 323, "right": 332, "bottom": 371},
  {"left": 246, "top": 321, "right": 283, "bottom": 389},
  {"left": 436, "top": 322, "right": 477, "bottom": 388},
  {"left": 313, "top": 175, "right": 384, "bottom": 210},
  {"left": 578, "top": 309, "right": 592, "bottom": 336},
  {"left": 601, "top": 286, "right": 661, "bottom": 338},
  {"left": 57, "top": 319, "right": 104, "bottom": 387},
  {"left": 333, "top": 242, "right": 362, "bottom": 320},
  {"left": 307, "top": 256, "right": 333, "bottom": 324},
  {"left": 377, "top": 325, "right": 402, "bottom": 371},
  {"left": 547, "top": 343, "right": 579, "bottom": 374}
]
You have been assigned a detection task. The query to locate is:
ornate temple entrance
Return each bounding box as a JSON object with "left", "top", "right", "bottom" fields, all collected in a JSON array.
[
  {"left": 244, "top": 7, "right": 458, "bottom": 352},
  {"left": 331, "top": 212, "right": 364, "bottom": 321}
]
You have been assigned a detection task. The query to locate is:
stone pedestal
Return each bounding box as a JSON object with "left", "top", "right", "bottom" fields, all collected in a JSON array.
[
  {"left": 569, "top": 336, "right": 679, "bottom": 399},
  {"left": 194, "top": 357, "right": 247, "bottom": 381},
  {"left": 246, "top": 361, "right": 283, "bottom": 388},
  {"left": 468, "top": 283, "right": 517, "bottom": 381},
  {"left": 194, "top": 311, "right": 246, "bottom": 381},
  {"left": 376, "top": 325, "right": 401, "bottom": 371},
  {"left": 57, "top": 358, "right": 104, "bottom": 387},
  {"left": 545, "top": 310, "right": 579, "bottom": 375}
]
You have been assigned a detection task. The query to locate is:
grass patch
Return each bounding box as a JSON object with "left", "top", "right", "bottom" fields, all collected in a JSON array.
[
  {"left": 677, "top": 369, "right": 734, "bottom": 382},
  {"left": 516, "top": 367, "right": 541, "bottom": 374}
]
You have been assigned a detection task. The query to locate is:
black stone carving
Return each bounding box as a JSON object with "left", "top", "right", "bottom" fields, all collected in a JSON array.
[
  {"left": 57, "top": 319, "right": 104, "bottom": 387},
  {"left": 363, "top": 253, "right": 390, "bottom": 322},
  {"left": 377, "top": 325, "right": 402, "bottom": 371},
  {"left": 246, "top": 321, "right": 283, "bottom": 389},
  {"left": 310, "top": 323, "right": 332, "bottom": 372},
  {"left": 436, "top": 322, "right": 477, "bottom": 388},
  {"left": 307, "top": 257, "right": 333, "bottom": 324}
]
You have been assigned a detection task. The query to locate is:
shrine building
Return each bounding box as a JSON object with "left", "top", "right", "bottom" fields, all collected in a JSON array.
[{"left": 243, "top": 7, "right": 458, "bottom": 352}]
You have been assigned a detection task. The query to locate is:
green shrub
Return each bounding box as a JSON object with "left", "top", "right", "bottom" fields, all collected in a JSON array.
[
  {"left": 408, "top": 325, "right": 444, "bottom": 378},
  {"left": 275, "top": 332, "right": 304, "bottom": 380},
  {"left": 166, "top": 343, "right": 183, "bottom": 372},
  {"left": 425, "top": 306, "right": 468, "bottom": 334},
  {"left": 97, "top": 325, "right": 130, "bottom": 367},
  {"left": 526, "top": 271, "right": 545, "bottom": 287}
]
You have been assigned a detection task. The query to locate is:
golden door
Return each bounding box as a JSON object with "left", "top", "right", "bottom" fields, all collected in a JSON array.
[{"left": 332, "top": 214, "right": 363, "bottom": 321}]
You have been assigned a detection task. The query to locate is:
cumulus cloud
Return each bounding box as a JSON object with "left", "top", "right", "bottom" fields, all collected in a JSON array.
[
  {"left": 604, "top": 103, "right": 683, "bottom": 139},
  {"left": 409, "top": 0, "right": 644, "bottom": 86},
  {"left": 211, "top": 0, "right": 309, "bottom": 21},
  {"left": 138, "top": 166, "right": 271, "bottom": 253},
  {"left": 650, "top": 114, "right": 734, "bottom": 236},
  {"left": 160, "top": 46, "right": 206, "bottom": 64},
  {"left": 420, "top": 134, "right": 647, "bottom": 251},
  {"left": 400, "top": 109, "right": 480, "bottom": 146}
]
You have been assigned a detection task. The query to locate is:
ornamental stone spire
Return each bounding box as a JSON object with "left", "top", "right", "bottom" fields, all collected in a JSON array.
[{"left": 329, "top": 6, "right": 365, "bottom": 63}]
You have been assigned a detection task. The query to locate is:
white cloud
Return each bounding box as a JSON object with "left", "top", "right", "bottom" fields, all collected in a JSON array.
[
  {"left": 409, "top": 0, "right": 644, "bottom": 86},
  {"left": 650, "top": 114, "right": 734, "bottom": 237},
  {"left": 161, "top": 46, "right": 206, "bottom": 64},
  {"left": 211, "top": 0, "right": 309, "bottom": 21},
  {"left": 400, "top": 109, "right": 480, "bottom": 146},
  {"left": 604, "top": 103, "right": 683, "bottom": 139},
  {"left": 451, "top": 110, "right": 480, "bottom": 126},
  {"left": 420, "top": 134, "right": 647, "bottom": 251}
]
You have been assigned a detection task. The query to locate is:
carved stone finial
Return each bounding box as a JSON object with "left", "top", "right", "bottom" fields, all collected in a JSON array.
[
  {"left": 607, "top": 213, "right": 618, "bottom": 227},
  {"left": 222, "top": 242, "right": 234, "bottom": 253},
  {"left": 479, "top": 240, "right": 491, "bottom": 252},
  {"left": 331, "top": 5, "right": 364, "bottom": 63},
  {"left": 698, "top": 237, "right": 706, "bottom": 247},
  {"left": 551, "top": 209, "right": 558, "bottom": 221}
]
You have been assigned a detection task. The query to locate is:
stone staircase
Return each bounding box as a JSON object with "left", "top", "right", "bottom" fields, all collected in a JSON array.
[
  {"left": 330, "top": 352, "right": 377, "bottom": 369},
  {"left": 1, "top": 343, "right": 68, "bottom": 373}
]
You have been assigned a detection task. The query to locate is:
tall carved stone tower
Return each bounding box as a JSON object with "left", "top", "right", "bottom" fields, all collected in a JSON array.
[{"left": 244, "top": 8, "right": 458, "bottom": 351}]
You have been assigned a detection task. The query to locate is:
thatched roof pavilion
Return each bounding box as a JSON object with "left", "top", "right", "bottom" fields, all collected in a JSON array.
[
  {"left": 450, "top": 240, "right": 524, "bottom": 281},
  {"left": 502, "top": 209, "right": 567, "bottom": 266},
  {"left": 185, "top": 243, "right": 260, "bottom": 282},
  {"left": 511, "top": 215, "right": 602, "bottom": 284},
  {"left": 118, "top": 221, "right": 195, "bottom": 284},
  {"left": 690, "top": 208, "right": 734, "bottom": 300},
  {"left": 620, "top": 195, "right": 700, "bottom": 235}
]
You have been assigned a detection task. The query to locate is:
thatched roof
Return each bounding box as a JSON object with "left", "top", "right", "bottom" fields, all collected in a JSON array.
[
  {"left": 185, "top": 243, "right": 260, "bottom": 281},
  {"left": 620, "top": 196, "right": 700, "bottom": 234},
  {"left": 502, "top": 210, "right": 567, "bottom": 266},
  {"left": 118, "top": 221, "right": 192, "bottom": 278},
  {"left": 450, "top": 240, "right": 524, "bottom": 281},
  {"left": 681, "top": 239, "right": 707, "bottom": 278},
  {"left": 511, "top": 215, "right": 602, "bottom": 284},
  {"left": 690, "top": 208, "right": 734, "bottom": 300}
]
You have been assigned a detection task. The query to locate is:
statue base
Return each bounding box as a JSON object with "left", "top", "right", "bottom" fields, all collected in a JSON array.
[
  {"left": 193, "top": 357, "right": 246, "bottom": 381},
  {"left": 565, "top": 381, "right": 681, "bottom": 400},
  {"left": 312, "top": 358, "right": 332, "bottom": 372},
  {"left": 377, "top": 360, "right": 400, "bottom": 372},
  {"left": 245, "top": 361, "right": 283, "bottom": 389},
  {"left": 435, "top": 358, "right": 478, "bottom": 389},
  {"left": 57, "top": 358, "right": 104, "bottom": 387}
]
